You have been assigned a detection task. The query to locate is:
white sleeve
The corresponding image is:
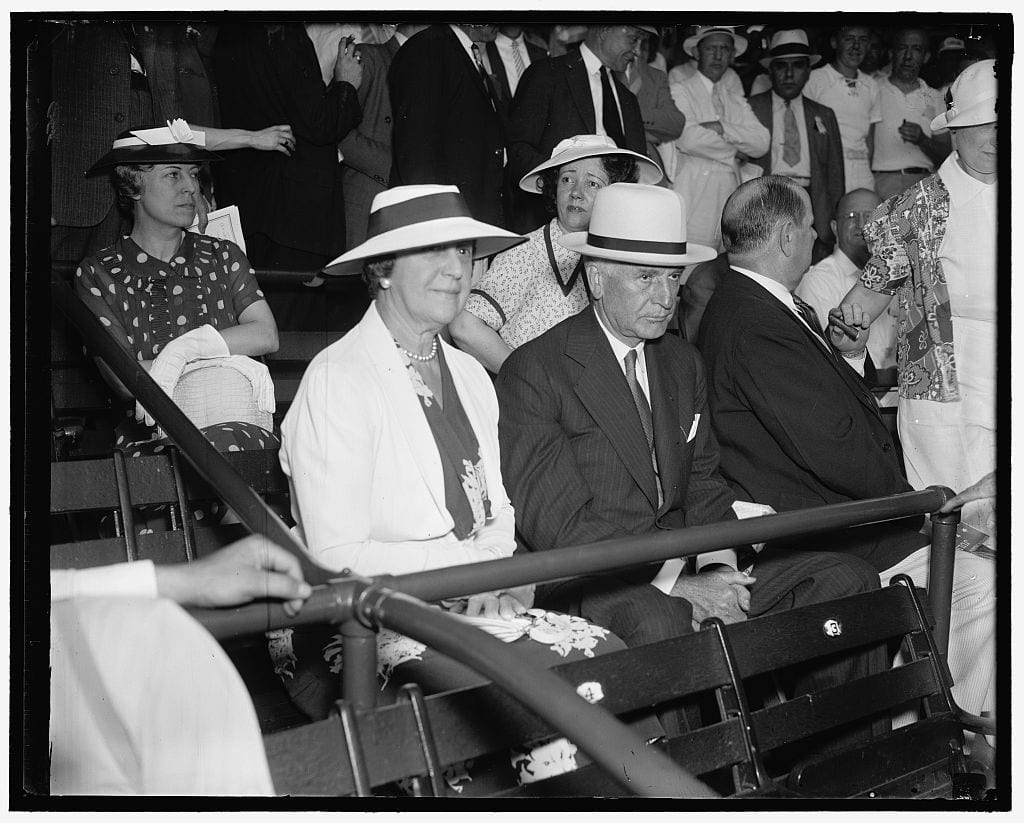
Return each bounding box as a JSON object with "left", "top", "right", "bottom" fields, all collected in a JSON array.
[{"left": 51, "top": 560, "right": 159, "bottom": 601}]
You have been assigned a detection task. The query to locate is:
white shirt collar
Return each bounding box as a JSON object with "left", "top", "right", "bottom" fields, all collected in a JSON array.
[
  {"left": 731, "top": 265, "right": 798, "bottom": 311},
  {"left": 448, "top": 24, "right": 476, "bottom": 61},
  {"left": 394, "top": 31, "right": 408, "bottom": 47},
  {"left": 697, "top": 69, "right": 716, "bottom": 94},
  {"left": 593, "top": 305, "right": 647, "bottom": 373},
  {"left": 580, "top": 42, "right": 605, "bottom": 76},
  {"left": 771, "top": 91, "right": 804, "bottom": 113},
  {"left": 940, "top": 151, "right": 996, "bottom": 205},
  {"left": 495, "top": 31, "right": 523, "bottom": 49}
]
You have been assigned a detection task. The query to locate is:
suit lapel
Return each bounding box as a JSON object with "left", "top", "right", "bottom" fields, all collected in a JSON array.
[
  {"left": 443, "top": 26, "right": 494, "bottom": 108},
  {"left": 567, "top": 310, "right": 659, "bottom": 508},
  {"left": 802, "top": 98, "right": 824, "bottom": 173},
  {"left": 485, "top": 41, "right": 511, "bottom": 103},
  {"left": 360, "top": 304, "right": 447, "bottom": 514},
  {"left": 566, "top": 53, "right": 597, "bottom": 132},
  {"left": 730, "top": 271, "right": 884, "bottom": 423},
  {"left": 647, "top": 339, "right": 687, "bottom": 514}
]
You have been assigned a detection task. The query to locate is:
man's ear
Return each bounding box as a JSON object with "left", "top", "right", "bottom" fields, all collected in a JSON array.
[
  {"left": 829, "top": 217, "right": 838, "bottom": 238},
  {"left": 585, "top": 261, "right": 604, "bottom": 298},
  {"left": 778, "top": 219, "right": 795, "bottom": 257}
]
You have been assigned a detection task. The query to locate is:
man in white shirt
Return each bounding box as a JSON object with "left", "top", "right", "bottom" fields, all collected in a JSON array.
[
  {"left": 804, "top": 24, "right": 883, "bottom": 192},
  {"left": 871, "top": 28, "right": 951, "bottom": 199},
  {"left": 50, "top": 536, "right": 311, "bottom": 795},
  {"left": 487, "top": 24, "right": 547, "bottom": 104},
  {"left": 668, "top": 25, "right": 770, "bottom": 340},
  {"left": 797, "top": 188, "right": 898, "bottom": 374}
]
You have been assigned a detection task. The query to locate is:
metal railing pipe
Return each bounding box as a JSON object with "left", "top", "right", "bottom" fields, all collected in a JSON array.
[
  {"left": 50, "top": 278, "right": 335, "bottom": 587},
  {"left": 927, "top": 498, "right": 960, "bottom": 656},
  {"left": 368, "top": 590, "right": 718, "bottom": 798},
  {"left": 195, "top": 488, "right": 951, "bottom": 642}
]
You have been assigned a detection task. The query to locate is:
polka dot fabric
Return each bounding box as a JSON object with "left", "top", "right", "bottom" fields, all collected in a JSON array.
[{"left": 75, "top": 233, "right": 265, "bottom": 362}]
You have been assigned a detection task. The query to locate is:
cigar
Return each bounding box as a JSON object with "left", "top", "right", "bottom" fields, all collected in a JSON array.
[{"left": 828, "top": 314, "right": 862, "bottom": 339}]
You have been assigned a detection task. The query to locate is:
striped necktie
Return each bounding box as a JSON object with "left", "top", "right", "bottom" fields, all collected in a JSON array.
[
  {"left": 624, "top": 349, "right": 663, "bottom": 507},
  {"left": 471, "top": 43, "right": 497, "bottom": 111},
  {"left": 511, "top": 38, "right": 526, "bottom": 80},
  {"left": 792, "top": 294, "right": 836, "bottom": 359}
]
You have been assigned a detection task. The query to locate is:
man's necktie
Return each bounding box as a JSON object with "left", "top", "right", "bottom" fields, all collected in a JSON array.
[
  {"left": 471, "top": 43, "right": 497, "bottom": 111},
  {"left": 792, "top": 294, "right": 836, "bottom": 358},
  {"left": 600, "top": 66, "right": 626, "bottom": 147},
  {"left": 624, "top": 349, "right": 663, "bottom": 506},
  {"left": 511, "top": 38, "right": 526, "bottom": 81},
  {"left": 711, "top": 83, "right": 726, "bottom": 119},
  {"left": 783, "top": 100, "right": 801, "bottom": 167}
]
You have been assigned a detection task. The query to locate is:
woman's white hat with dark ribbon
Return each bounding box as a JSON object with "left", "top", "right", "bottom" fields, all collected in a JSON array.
[
  {"left": 322, "top": 185, "right": 527, "bottom": 276},
  {"left": 758, "top": 29, "right": 822, "bottom": 70},
  {"left": 87, "top": 119, "right": 222, "bottom": 175},
  {"left": 930, "top": 58, "right": 998, "bottom": 132},
  {"left": 558, "top": 183, "right": 717, "bottom": 266},
  {"left": 518, "top": 134, "right": 664, "bottom": 193}
]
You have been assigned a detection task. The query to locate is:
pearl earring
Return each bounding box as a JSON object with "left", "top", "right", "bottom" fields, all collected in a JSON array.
[{"left": 380, "top": 277, "right": 392, "bottom": 290}]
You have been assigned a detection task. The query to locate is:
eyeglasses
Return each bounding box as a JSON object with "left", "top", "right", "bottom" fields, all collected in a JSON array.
[{"left": 841, "top": 210, "right": 875, "bottom": 226}]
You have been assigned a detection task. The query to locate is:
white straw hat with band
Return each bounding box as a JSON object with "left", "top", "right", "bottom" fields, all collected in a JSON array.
[
  {"left": 519, "top": 134, "right": 664, "bottom": 193},
  {"left": 930, "top": 58, "right": 998, "bottom": 132},
  {"left": 87, "top": 118, "right": 222, "bottom": 175},
  {"left": 558, "top": 183, "right": 717, "bottom": 266},
  {"left": 683, "top": 25, "right": 748, "bottom": 59},
  {"left": 322, "top": 185, "right": 527, "bottom": 276},
  {"left": 759, "top": 29, "right": 822, "bottom": 69}
]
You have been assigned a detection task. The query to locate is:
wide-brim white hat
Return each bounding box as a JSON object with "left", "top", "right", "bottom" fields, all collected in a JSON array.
[
  {"left": 683, "top": 25, "right": 748, "bottom": 59},
  {"left": 519, "top": 134, "right": 664, "bottom": 193},
  {"left": 322, "top": 185, "right": 526, "bottom": 276},
  {"left": 759, "top": 29, "right": 821, "bottom": 70},
  {"left": 930, "top": 58, "right": 997, "bottom": 132},
  {"left": 559, "top": 183, "right": 717, "bottom": 266}
]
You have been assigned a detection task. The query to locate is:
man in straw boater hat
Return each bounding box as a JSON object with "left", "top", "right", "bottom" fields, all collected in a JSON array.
[
  {"left": 495, "top": 183, "right": 885, "bottom": 737},
  {"left": 748, "top": 28, "right": 845, "bottom": 264}
]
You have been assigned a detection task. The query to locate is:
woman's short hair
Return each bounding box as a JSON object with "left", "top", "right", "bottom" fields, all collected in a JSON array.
[
  {"left": 362, "top": 254, "right": 396, "bottom": 298},
  {"left": 535, "top": 155, "right": 640, "bottom": 215},
  {"left": 721, "top": 175, "right": 808, "bottom": 255},
  {"left": 112, "top": 164, "right": 153, "bottom": 218}
]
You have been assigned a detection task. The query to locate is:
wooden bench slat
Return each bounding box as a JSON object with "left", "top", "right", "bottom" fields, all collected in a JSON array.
[
  {"left": 51, "top": 449, "right": 288, "bottom": 513},
  {"left": 51, "top": 523, "right": 250, "bottom": 569}
]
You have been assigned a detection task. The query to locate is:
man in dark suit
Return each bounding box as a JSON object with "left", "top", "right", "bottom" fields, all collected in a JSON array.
[
  {"left": 507, "top": 24, "right": 650, "bottom": 230},
  {"left": 388, "top": 24, "right": 508, "bottom": 228},
  {"left": 496, "top": 183, "right": 881, "bottom": 660},
  {"left": 748, "top": 29, "right": 845, "bottom": 263},
  {"left": 698, "top": 174, "right": 994, "bottom": 719},
  {"left": 485, "top": 25, "right": 547, "bottom": 112},
  {"left": 340, "top": 25, "right": 428, "bottom": 250}
]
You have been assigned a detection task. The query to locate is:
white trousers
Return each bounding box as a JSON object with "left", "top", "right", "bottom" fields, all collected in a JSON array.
[
  {"left": 50, "top": 597, "right": 275, "bottom": 795},
  {"left": 881, "top": 545, "right": 995, "bottom": 718}
]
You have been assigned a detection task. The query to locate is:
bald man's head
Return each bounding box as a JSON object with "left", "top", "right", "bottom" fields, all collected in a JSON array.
[
  {"left": 722, "top": 175, "right": 808, "bottom": 256},
  {"left": 833, "top": 188, "right": 882, "bottom": 265}
]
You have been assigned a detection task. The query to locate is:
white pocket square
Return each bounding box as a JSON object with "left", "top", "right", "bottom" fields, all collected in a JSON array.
[{"left": 684, "top": 414, "right": 700, "bottom": 443}]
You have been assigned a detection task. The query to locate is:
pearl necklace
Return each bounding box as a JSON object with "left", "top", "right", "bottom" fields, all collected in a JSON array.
[{"left": 396, "top": 336, "right": 438, "bottom": 362}]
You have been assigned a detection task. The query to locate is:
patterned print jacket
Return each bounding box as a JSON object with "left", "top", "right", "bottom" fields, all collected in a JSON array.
[{"left": 860, "top": 173, "right": 959, "bottom": 402}]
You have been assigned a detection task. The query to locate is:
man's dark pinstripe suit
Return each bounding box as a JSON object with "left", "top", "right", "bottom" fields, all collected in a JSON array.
[{"left": 495, "top": 305, "right": 883, "bottom": 661}]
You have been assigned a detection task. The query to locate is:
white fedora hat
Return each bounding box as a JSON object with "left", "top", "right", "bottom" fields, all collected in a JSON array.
[
  {"left": 519, "top": 134, "right": 664, "bottom": 193},
  {"left": 683, "top": 25, "right": 748, "bottom": 59},
  {"left": 759, "top": 29, "right": 821, "bottom": 70},
  {"left": 930, "top": 58, "right": 997, "bottom": 132},
  {"left": 559, "top": 183, "right": 717, "bottom": 266},
  {"left": 322, "top": 185, "right": 526, "bottom": 276}
]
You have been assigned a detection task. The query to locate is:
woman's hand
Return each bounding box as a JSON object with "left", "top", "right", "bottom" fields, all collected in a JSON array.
[
  {"left": 249, "top": 125, "right": 296, "bottom": 156},
  {"left": 461, "top": 585, "right": 535, "bottom": 620}
]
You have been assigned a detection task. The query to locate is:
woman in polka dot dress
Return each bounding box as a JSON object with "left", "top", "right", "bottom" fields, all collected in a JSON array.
[{"left": 74, "top": 121, "right": 281, "bottom": 528}]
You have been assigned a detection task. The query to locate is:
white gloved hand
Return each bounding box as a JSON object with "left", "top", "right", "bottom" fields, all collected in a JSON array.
[{"left": 135, "top": 325, "right": 230, "bottom": 427}]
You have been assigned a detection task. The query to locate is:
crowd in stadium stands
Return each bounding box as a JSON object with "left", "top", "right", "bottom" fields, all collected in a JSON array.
[{"left": 46, "top": 19, "right": 1000, "bottom": 796}]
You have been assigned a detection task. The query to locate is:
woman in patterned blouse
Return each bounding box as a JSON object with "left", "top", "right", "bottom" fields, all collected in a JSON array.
[
  {"left": 450, "top": 135, "right": 662, "bottom": 374},
  {"left": 75, "top": 121, "right": 280, "bottom": 463}
]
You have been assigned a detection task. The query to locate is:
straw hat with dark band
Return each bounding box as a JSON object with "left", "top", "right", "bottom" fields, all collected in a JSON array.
[
  {"left": 87, "top": 119, "right": 222, "bottom": 175},
  {"left": 559, "top": 183, "right": 716, "bottom": 267},
  {"left": 519, "top": 134, "right": 664, "bottom": 193},
  {"left": 322, "top": 185, "right": 526, "bottom": 276},
  {"left": 759, "top": 29, "right": 822, "bottom": 69}
]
